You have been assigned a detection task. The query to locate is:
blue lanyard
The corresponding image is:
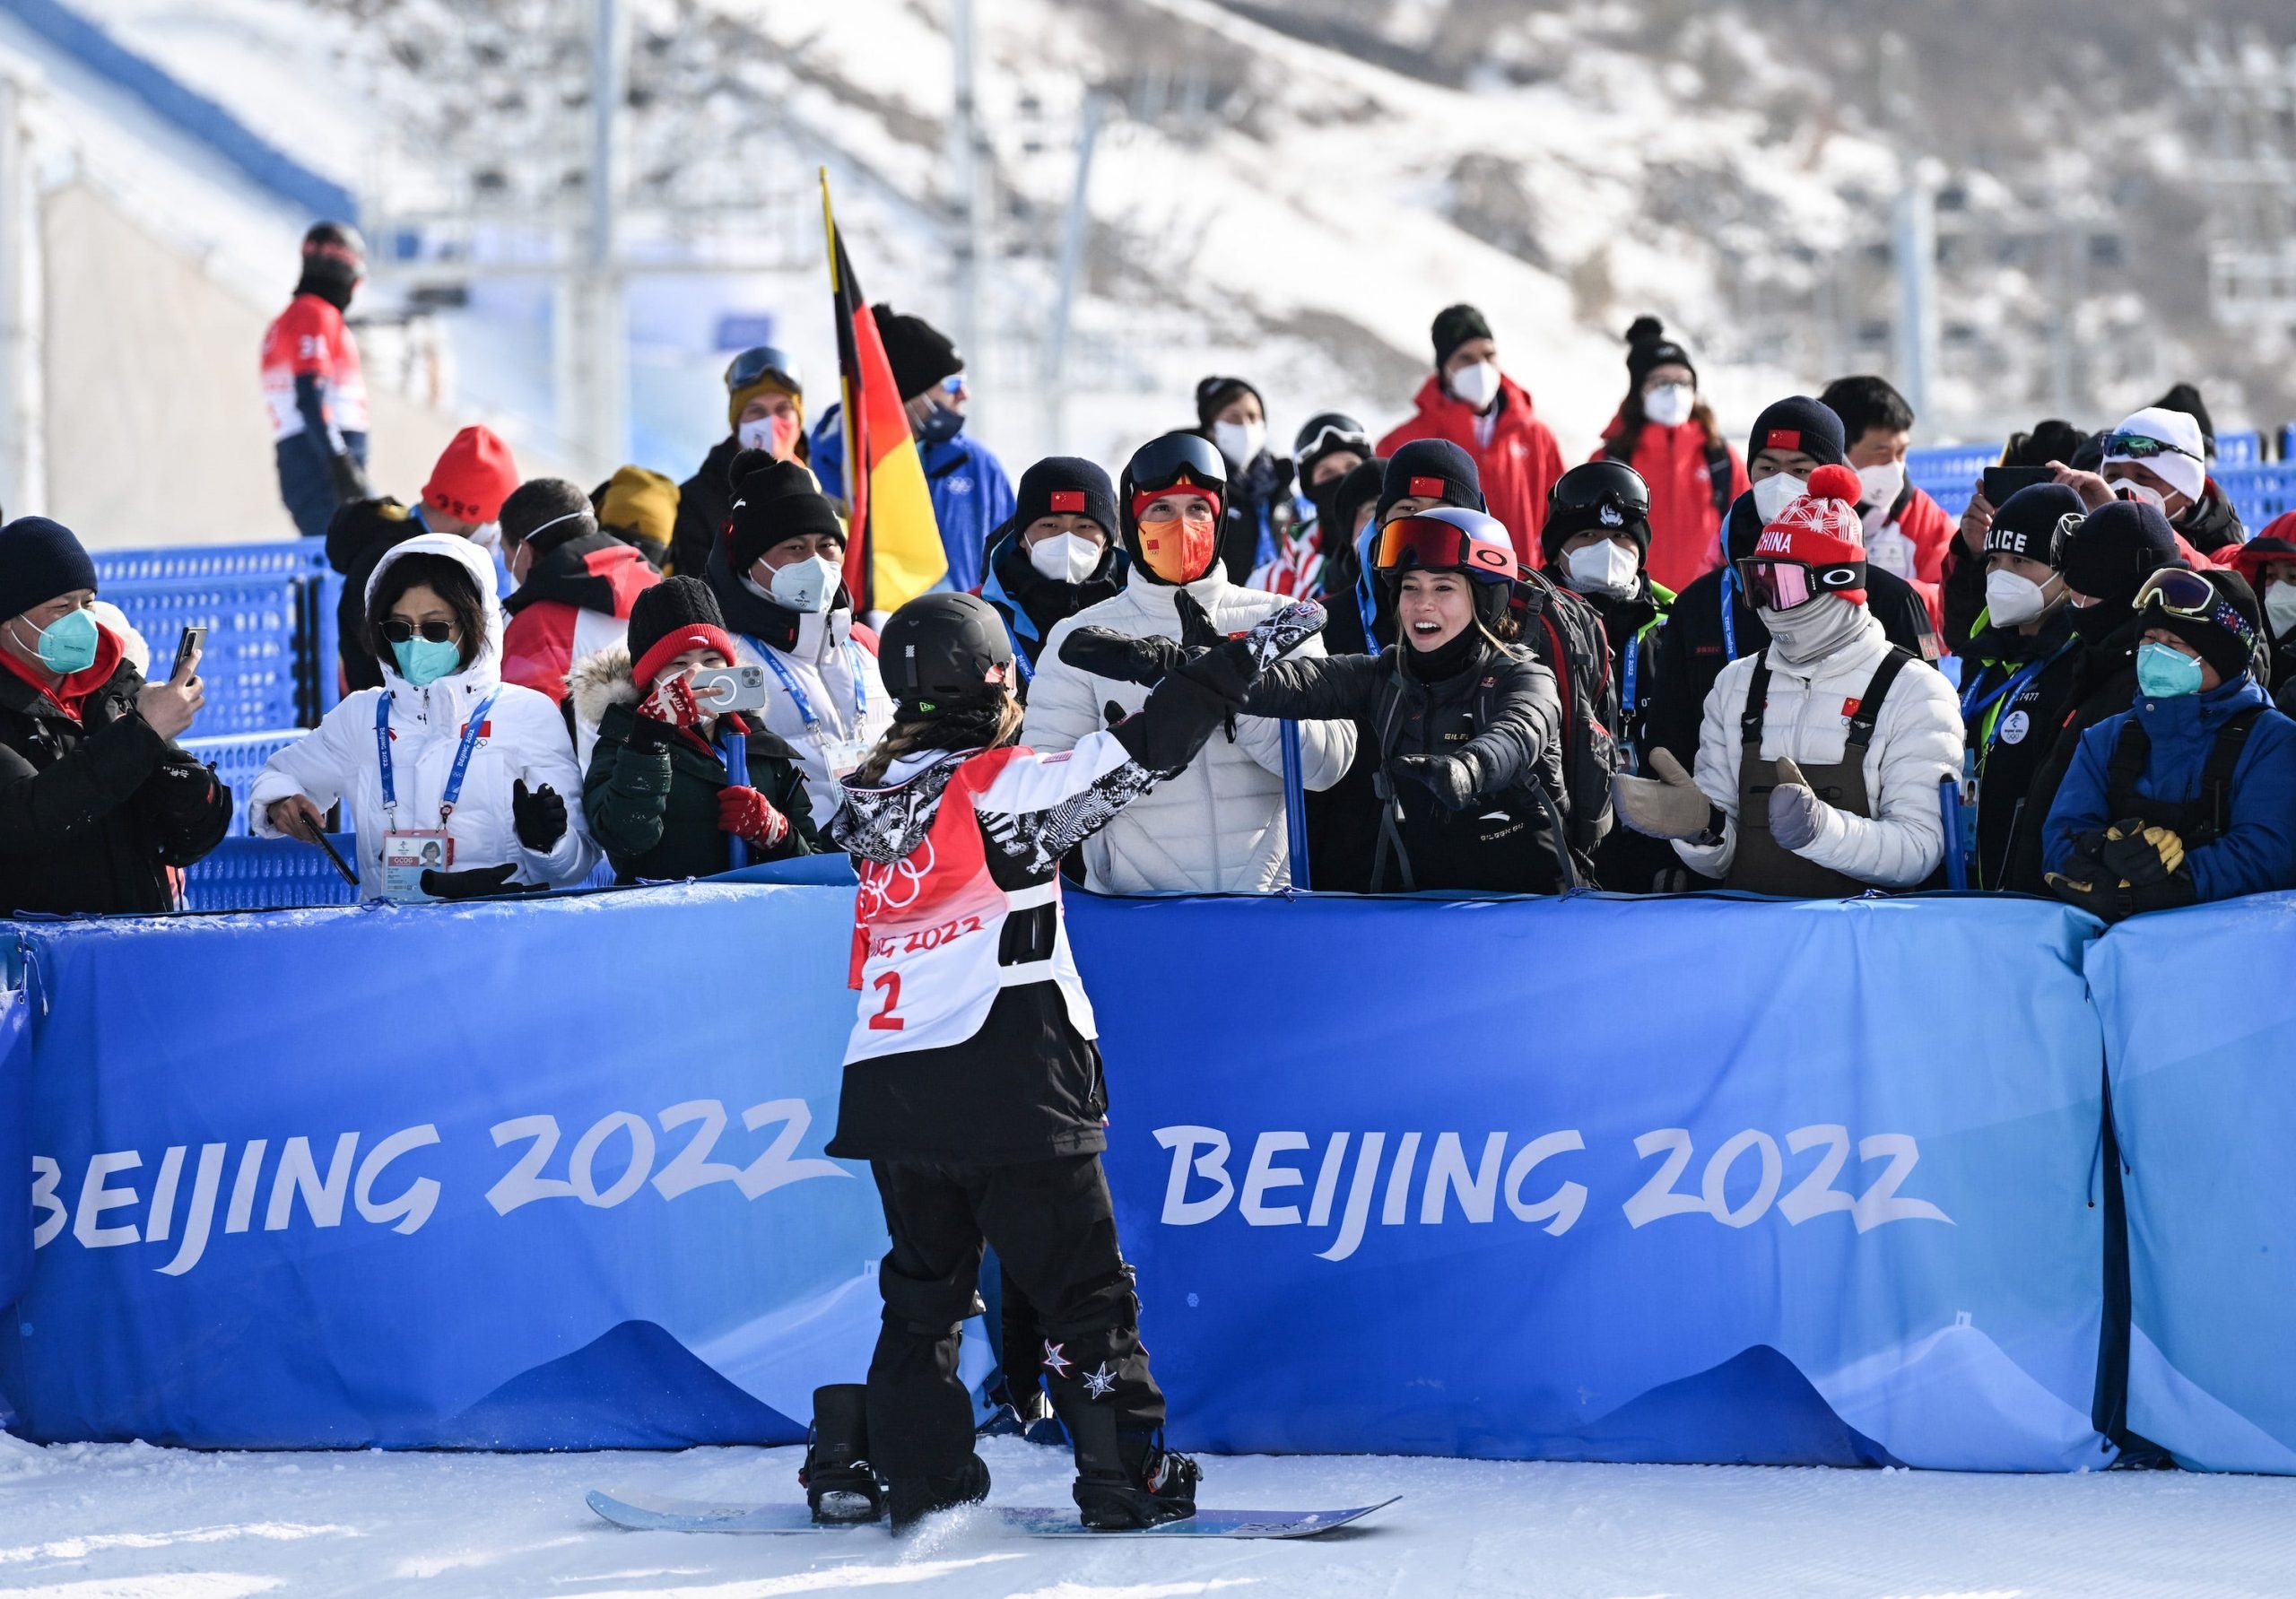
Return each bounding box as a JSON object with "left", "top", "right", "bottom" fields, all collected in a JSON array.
[
  {"left": 375, "top": 689, "right": 500, "bottom": 822},
  {"left": 717, "top": 722, "right": 750, "bottom": 872},
  {"left": 1622, "top": 631, "right": 1640, "bottom": 718},
  {"left": 1718, "top": 567, "right": 1740, "bottom": 661},
  {"left": 750, "top": 638, "right": 867, "bottom": 736},
  {"left": 1960, "top": 641, "right": 2074, "bottom": 744}
]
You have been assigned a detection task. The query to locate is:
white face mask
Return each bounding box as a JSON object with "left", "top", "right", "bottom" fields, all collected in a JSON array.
[
  {"left": 769, "top": 553, "right": 839, "bottom": 614},
  {"left": 2267, "top": 581, "right": 2296, "bottom": 639},
  {"left": 1564, "top": 539, "right": 1640, "bottom": 598},
  {"left": 1212, "top": 420, "right": 1265, "bottom": 468},
  {"left": 2112, "top": 477, "right": 2167, "bottom": 510},
  {"left": 1028, "top": 532, "right": 1102, "bottom": 585},
  {"left": 1857, "top": 459, "right": 1907, "bottom": 512},
  {"left": 1642, "top": 382, "right": 1695, "bottom": 429},
  {"left": 1752, "top": 471, "right": 1807, "bottom": 523},
  {"left": 1448, "top": 360, "right": 1501, "bottom": 412},
  {"left": 1985, "top": 569, "right": 2054, "bottom": 628}
]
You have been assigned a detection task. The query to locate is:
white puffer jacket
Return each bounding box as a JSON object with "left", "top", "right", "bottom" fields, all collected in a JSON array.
[
  {"left": 1674, "top": 607, "right": 1961, "bottom": 886},
  {"left": 248, "top": 533, "right": 599, "bottom": 897},
  {"left": 729, "top": 608, "right": 892, "bottom": 823},
  {"left": 1024, "top": 569, "right": 1356, "bottom": 893}
]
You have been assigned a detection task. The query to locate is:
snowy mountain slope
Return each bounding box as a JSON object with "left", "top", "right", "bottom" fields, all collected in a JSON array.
[{"left": 74, "top": 0, "right": 2296, "bottom": 493}]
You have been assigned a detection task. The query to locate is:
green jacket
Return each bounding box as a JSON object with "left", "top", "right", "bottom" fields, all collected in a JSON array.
[{"left": 581, "top": 695, "right": 822, "bottom": 882}]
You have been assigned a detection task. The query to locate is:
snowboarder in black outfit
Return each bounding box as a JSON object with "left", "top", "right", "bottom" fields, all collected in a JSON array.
[{"left": 801, "top": 588, "right": 1325, "bottom": 1532}]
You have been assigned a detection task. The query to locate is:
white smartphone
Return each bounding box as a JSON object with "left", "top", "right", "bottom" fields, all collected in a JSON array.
[{"left": 690, "top": 665, "right": 768, "bottom": 714}]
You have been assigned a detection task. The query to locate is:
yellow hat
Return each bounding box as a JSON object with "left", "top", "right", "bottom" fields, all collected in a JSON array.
[{"left": 598, "top": 465, "right": 679, "bottom": 549}]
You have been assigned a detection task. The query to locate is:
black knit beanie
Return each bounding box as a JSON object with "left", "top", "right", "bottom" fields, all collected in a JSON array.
[
  {"left": 0, "top": 517, "right": 99, "bottom": 621},
  {"left": 872, "top": 304, "right": 962, "bottom": 402},
  {"left": 1748, "top": 395, "right": 1848, "bottom": 468},
  {"left": 1431, "top": 303, "right": 1493, "bottom": 371},
  {"left": 1378, "top": 439, "right": 1484, "bottom": 523},
  {"left": 1328, "top": 456, "right": 1387, "bottom": 544},
  {"left": 1985, "top": 483, "right": 2086, "bottom": 565},
  {"left": 728, "top": 459, "right": 847, "bottom": 573},
  {"left": 1013, "top": 456, "right": 1118, "bottom": 541},
  {"left": 1624, "top": 315, "right": 1695, "bottom": 392},
  {"left": 2059, "top": 501, "right": 2178, "bottom": 612},
  {"left": 1194, "top": 375, "right": 1264, "bottom": 429}
]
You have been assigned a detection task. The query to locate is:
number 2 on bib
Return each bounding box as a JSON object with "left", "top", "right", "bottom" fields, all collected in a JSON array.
[{"left": 868, "top": 971, "right": 906, "bottom": 1031}]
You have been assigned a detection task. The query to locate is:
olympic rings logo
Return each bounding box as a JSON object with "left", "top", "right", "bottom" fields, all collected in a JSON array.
[{"left": 857, "top": 837, "right": 935, "bottom": 918}]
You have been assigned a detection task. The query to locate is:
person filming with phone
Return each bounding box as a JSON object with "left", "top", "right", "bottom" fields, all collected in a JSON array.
[
  {"left": 574, "top": 577, "right": 821, "bottom": 882},
  {"left": 0, "top": 516, "right": 231, "bottom": 915}
]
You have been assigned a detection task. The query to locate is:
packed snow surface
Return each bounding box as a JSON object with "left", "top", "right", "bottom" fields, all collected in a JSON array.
[{"left": 2, "top": 1432, "right": 2293, "bottom": 1597}]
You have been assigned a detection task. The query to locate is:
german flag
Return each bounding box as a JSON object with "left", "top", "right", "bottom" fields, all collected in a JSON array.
[{"left": 822, "top": 171, "right": 946, "bottom": 614}]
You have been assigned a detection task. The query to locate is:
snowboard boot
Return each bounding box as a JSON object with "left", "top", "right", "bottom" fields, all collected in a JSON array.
[
  {"left": 1066, "top": 1400, "right": 1198, "bottom": 1529},
  {"left": 797, "top": 1384, "right": 884, "bottom": 1524},
  {"left": 886, "top": 1452, "right": 991, "bottom": 1533}
]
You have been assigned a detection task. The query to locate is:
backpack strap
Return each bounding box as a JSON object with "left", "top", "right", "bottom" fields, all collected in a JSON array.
[
  {"left": 2200, "top": 706, "right": 2266, "bottom": 837},
  {"left": 1845, "top": 647, "right": 1918, "bottom": 752},
  {"left": 1739, "top": 654, "right": 1773, "bottom": 751},
  {"left": 2104, "top": 717, "right": 2153, "bottom": 821},
  {"left": 1704, "top": 435, "right": 1735, "bottom": 525}
]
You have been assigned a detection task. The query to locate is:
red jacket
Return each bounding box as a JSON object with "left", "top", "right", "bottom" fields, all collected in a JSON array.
[
  {"left": 500, "top": 537, "right": 659, "bottom": 703},
  {"left": 1865, "top": 485, "right": 1955, "bottom": 634},
  {"left": 1592, "top": 416, "right": 1748, "bottom": 595},
  {"left": 1378, "top": 373, "right": 1566, "bottom": 568}
]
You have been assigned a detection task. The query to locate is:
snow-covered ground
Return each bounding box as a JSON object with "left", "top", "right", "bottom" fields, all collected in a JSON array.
[{"left": 3, "top": 1433, "right": 2293, "bottom": 1598}]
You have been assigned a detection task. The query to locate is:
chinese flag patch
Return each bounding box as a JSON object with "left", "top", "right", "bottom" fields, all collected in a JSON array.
[
  {"left": 1408, "top": 475, "right": 1445, "bottom": 497},
  {"left": 1765, "top": 429, "right": 1802, "bottom": 452},
  {"left": 1048, "top": 490, "right": 1084, "bottom": 512},
  {"left": 1840, "top": 698, "right": 1860, "bottom": 719}
]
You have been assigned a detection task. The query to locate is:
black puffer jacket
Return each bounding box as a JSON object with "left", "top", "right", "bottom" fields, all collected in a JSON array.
[
  {"left": 1243, "top": 636, "right": 1569, "bottom": 893},
  {"left": 2178, "top": 482, "right": 2245, "bottom": 556},
  {"left": 1998, "top": 612, "right": 2144, "bottom": 894},
  {"left": 671, "top": 435, "right": 743, "bottom": 580},
  {"left": 1210, "top": 442, "right": 1295, "bottom": 586},
  {"left": 0, "top": 657, "right": 232, "bottom": 915},
  {"left": 1646, "top": 491, "right": 1939, "bottom": 769}
]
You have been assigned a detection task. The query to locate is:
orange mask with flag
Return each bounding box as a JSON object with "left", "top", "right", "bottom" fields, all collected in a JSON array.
[{"left": 1132, "top": 488, "right": 1222, "bottom": 585}]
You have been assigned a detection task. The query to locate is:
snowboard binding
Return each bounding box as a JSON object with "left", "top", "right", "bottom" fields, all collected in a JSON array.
[
  {"left": 1066, "top": 1402, "right": 1199, "bottom": 1530},
  {"left": 797, "top": 1384, "right": 885, "bottom": 1525}
]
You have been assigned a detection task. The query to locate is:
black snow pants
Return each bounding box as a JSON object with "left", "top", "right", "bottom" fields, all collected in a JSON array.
[{"left": 865, "top": 1153, "right": 1166, "bottom": 1481}]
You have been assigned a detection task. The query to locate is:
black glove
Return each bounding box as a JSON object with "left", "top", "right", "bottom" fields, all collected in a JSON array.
[
  {"left": 511, "top": 778, "right": 568, "bottom": 851},
  {"left": 2046, "top": 863, "right": 2197, "bottom": 922},
  {"left": 1173, "top": 587, "right": 1225, "bottom": 650},
  {"left": 1171, "top": 639, "right": 1257, "bottom": 707},
  {"left": 2100, "top": 819, "right": 2183, "bottom": 888},
  {"left": 1392, "top": 752, "right": 1479, "bottom": 813},
  {"left": 419, "top": 863, "right": 544, "bottom": 900},
  {"left": 1102, "top": 700, "right": 1129, "bottom": 729},
  {"left": 326, "top": 448, "right": 372, "bottom": 506},
  {"left": 1059, "top": 626, "right": 1193, "bottom": 687}
]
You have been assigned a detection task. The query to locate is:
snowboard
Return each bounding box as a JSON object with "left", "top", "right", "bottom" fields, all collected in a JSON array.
[{"left": 586, "top": 1487, "right": 1397, "bottom": 1540}]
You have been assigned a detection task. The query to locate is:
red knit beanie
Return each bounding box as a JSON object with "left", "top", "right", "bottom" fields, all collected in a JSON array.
[
  {"left": 1752, "top": 463, "right": 1868, "bottom": 605},
  {"left": 422, "top": 426, "right": 520, "bottom": 526}
]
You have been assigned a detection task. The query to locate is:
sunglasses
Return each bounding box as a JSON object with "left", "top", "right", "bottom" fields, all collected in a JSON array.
[
  {"left": 724, "top": 344, "right": 801, "bottom": 395},
  {"left": 380, "top": 618, "right": 457, "bottom": 644},
  {"left": 2103, "top": 431, "right": 2200, "bottom": 464},
  {"left": 1735, "top": 557, "right": 1865, "bottom": 612}
]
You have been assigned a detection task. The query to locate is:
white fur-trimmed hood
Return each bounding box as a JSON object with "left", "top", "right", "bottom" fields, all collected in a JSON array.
[{"left": 568, "top": 643, "right": 640, "bottom": 730}]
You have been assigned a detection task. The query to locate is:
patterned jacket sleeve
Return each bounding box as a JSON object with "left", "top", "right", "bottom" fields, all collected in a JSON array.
[{"left": 970, "top": 733, "right": 1162, "bottom": 877}]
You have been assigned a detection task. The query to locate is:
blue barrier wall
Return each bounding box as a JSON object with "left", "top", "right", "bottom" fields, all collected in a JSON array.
[
  {"left": 1076, "top": 891, "right": 2111, "bottom": 1471},
  {"left": 1, "top": 886, "right": 2120, "bottom": 1470},
  {"left": 2092, "top": 893, "right": 2296, "bottom": 1473},
  {"left": 0, "top": 884, "right": 882, "bottom": 1449}
]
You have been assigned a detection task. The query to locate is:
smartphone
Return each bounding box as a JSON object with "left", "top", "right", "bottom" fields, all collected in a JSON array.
[
  {"left": 1982, "top": 465, "right": 2055, "bottom": 507},
  {"left": 171, "top": 624, "right": 207, "bottom": 682},
  {"left": 690, "top": 665, "right": 768, "bottom": 714}
]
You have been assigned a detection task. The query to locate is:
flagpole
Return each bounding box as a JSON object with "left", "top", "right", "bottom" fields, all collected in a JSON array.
[{"left": 821, "top": 169, "right": 872, "bottom": 613}]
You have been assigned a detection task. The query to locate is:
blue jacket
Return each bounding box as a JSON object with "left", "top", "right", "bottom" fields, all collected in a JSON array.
[
  {"left": 810, "top": 414, "right": 1014, "bottom": 595},
  {"left": 2043, "top": 674, "right": 2296, "bottom": 904}
]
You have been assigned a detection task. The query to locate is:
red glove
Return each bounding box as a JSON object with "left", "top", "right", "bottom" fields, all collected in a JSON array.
[
  {"left": 718, "top": 785, "right": 789, "bottom": 848},
  {"left": 639, "top": 674, "right": 703, "bottom": 728}
]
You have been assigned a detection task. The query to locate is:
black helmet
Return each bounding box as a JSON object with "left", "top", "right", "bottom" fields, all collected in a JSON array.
[
  {"left": 1118, "top": 431, "right": 1226, "bottom": 541},
  {"left": 300, "top": 221, "right": 367, "bottom": 279},
  {"left": 1542, "top": 458, "right": 1652, "bottom": 566},
  {"left": 1292, "top": 412, "right": 1370, "bottom": 483},
  {"left": 878, "top": 592, "right": 1014, "bottom": 710}
]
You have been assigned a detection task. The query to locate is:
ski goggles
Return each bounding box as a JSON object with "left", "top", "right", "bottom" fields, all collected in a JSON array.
[
  {"left": 2135, "top": 568, "right": 2257, "bottom": 655},
  {"left": 1293, "top": 414, "right": 1370, "bottom": 465},
  {"left": 1735, "top": 556, "right": 1866, "bottom": 612},
  {"left": 1126, "top": 431, "right": 1227, "bottom": 499},
  {"left": 2102, "top": 430, "right": 2200, "bottom": 464},
  {"left": 1372, "top": 514, "right": 1518, "bottom": 581},
  {"left": 1548, "top": 460, "right": 1651, "bottom": 523},
  {"left": 724, "top": 344, "right": 802, "bottom": 395}
]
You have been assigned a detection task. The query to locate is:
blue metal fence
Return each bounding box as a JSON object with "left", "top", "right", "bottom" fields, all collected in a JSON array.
[
  {"left": 91, "top": 539, "right": 340, "bottom": 731},
  {"left": 179, "top": 834, "right": 361, "bottom": 913},
  {"left": 178, "top": 730, "right": 303, "bottom": 838},
  {"left": 1910, "top": 446, "right": 2296, "bottom": 534}
]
